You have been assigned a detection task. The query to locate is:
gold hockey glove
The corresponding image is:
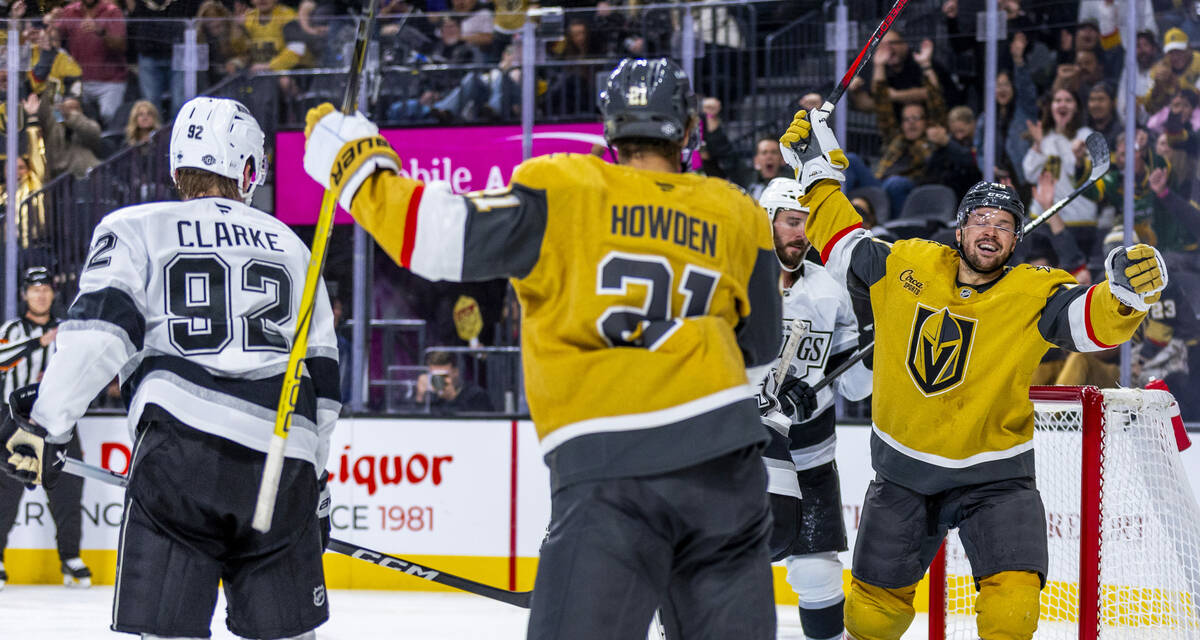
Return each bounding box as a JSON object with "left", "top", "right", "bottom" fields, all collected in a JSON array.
[{"left": 1105, "top": 243, "right": 1168, "bottom": 311}]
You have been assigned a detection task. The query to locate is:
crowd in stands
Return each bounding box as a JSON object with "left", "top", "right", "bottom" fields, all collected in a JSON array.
[{"left": 0, "top": 0, "right": 1198, "bottom": 416}]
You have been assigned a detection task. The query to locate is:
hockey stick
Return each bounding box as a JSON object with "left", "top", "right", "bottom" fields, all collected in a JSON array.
[
  {"left": 789, "top": 0, "right": 910, "bottom": 158},
  {"left": 253, "top": 0, "right": 383, "bottom": 533},
  {"left": 59, "top": 457, "right": 534, "bottom": 608},
  {"left": 762, "top": 319, "right": 810, "bottom": 435},
  {"left": 1022, "top": 131, "right": 1110, "bottom": 236},
  {"left": 776, "top": 318, "right": 810, "bottom": 388},
  {"left": 826, "top": 0, "right": 910, "bottom": 109},
  {"left": 811, "top": 340, "right": 872, "bottom": 394}
]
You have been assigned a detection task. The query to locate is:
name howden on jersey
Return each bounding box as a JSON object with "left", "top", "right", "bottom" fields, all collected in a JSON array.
[{"left": 610, "top": 204, "right": 718, "bottom": 257}]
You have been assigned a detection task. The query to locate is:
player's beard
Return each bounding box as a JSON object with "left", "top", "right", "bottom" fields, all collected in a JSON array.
[
  {"left": 962, "top": 234, "right": 1013, "bottom": 274},
  {"left": 775, "top": 237, "right": 809, "bottom": 270}
]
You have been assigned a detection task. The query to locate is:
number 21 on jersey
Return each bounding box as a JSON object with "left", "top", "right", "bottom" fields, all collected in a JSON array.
[{"left": 595, "top": 251, "right": 720, "bottom": 351}]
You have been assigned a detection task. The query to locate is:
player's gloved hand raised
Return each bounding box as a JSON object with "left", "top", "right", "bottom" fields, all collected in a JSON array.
[
  {"left": 1105, "top": 243, "right": 1168, "bottom": 312},
  {"left": 0, "top": 385, "right": 67, "bottom": 490},
  {"left": 778, "top": 102, "right": 848, "bottom": 194},
  {"left": 778, "top": 376, "right": 818, "bottom": 423},
  {"left": 303, "top": 103, "right": 401, "bottom": 212},
  {"left": 317, "top": 470, "right": 332, "bottom": 551}
]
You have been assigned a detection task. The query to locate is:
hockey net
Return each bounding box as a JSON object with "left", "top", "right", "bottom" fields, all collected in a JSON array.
[{"left": 929, "top": 386, "right": 1200, "bottom": 640}]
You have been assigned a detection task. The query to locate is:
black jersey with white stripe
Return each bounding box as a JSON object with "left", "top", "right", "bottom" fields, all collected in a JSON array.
[
  {"left": 0, "top": 315, "right": 58, "bottom": 402},
  {"left": 31, "top": 197, "right": 341, "bottom": 470}
]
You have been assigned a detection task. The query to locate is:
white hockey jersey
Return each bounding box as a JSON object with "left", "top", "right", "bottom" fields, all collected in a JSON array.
[
  {"left": 31, "top": 197, "right": 341, "bottom": 472},
  {"left": 763, "top": 258, "right": 872, "bottom": 470}
]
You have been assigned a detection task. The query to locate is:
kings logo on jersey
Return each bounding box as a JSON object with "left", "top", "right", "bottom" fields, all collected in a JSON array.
[
  {"left": 906, "top": 304, "right": 977, "bottom": 395},
  {"left": 779, "top": 320, "right": 833, "bottom": 381}
]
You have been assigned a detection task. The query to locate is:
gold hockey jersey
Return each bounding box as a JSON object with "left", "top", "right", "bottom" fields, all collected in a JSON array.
[
  {"left": 347, "top": 152, "right": 781, "bottom": 489},
  {"left": 800, "top": 182, "right": 1145, "bottom": 494}
]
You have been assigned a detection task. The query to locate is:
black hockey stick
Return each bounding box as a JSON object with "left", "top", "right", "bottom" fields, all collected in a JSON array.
[
  {"left": 790, "top": 0, "right": 911, "bottom": 159},
  {"left": 826, "top": 0, "right": 910, "bottom": 109},
  {"left": 811, "top": 340, "right": 873, "bottom": 394},
  {"left": 255, "top": 0, "right": 384, "bottom": 533},
  {"left": 59, "top": 457, "right": 534, "bottom": 608},
  {"left": 1022, "top": 132, "right": 1110, "bottom": 236},
  {"left": 326, "top": 539, "right": 531, "bottom": 608}
]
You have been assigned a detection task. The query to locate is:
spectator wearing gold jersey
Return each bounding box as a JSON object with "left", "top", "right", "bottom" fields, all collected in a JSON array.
[{"left": 1146, "top": 28, "right": 1200, "bottom": 115}]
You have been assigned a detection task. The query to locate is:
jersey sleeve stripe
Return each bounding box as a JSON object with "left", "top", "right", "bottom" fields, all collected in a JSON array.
[
  {"left": 399, "top": 183, "right": 426, "bottom": 268},
  {"left": 305, "top": 355, "right": 341, "bottom": 403},
  {"left": 819, "top": 222, "right": 862, "bottom": 265},
  {"left": 408, "top": 183, "right": 468, "bottom": 282},
  {"left": 1083, "top": 285, "right": 1118, "bottom": 350},
  {"left": 736, "top": 248, "right": 784, "bottom": 369},
  {"left": 67, "top": 287, "right": 147, "bottom": 350}
]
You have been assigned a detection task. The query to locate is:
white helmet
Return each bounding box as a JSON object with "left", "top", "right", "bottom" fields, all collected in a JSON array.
[
  {"left": 760, "top": 177, "right": 807, "bottom": 220},
  {"left": 170, "top": 97, "right": 267, "bottom": 203}
]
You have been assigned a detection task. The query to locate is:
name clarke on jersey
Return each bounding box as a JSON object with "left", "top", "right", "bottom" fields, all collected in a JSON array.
[
  {"left": 610, "top": 204, "right": 718, "bottom": 257},
  {"left": 176, "top": 219, "right": 285, "bottom": 253}
]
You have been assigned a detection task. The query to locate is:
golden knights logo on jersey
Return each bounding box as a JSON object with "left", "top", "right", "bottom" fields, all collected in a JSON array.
[{"left": 906, "top": 303, "right": 977, "bottom": 395}]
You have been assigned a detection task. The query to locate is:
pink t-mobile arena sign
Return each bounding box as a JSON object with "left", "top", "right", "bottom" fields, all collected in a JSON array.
[{"left": 274, "top": 123, "right": 608, "bottom": 225}]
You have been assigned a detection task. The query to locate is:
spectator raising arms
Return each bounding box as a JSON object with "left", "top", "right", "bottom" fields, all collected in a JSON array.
[
  {"left": 24, "top": 19, "right": 83, "bottom": 106},
  {"left": 1023, "top": 85, "right": 1100, "bottom": 257}
]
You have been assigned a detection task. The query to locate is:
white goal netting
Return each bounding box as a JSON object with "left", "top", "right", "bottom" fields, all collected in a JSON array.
[{"left": 939, "top": 387, "right": 1200, "bottom": 640}]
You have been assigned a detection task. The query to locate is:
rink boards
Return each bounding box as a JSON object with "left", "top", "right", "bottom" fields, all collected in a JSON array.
[{"left": 7, "top": 416, "right": 1200, "bottom": 609}]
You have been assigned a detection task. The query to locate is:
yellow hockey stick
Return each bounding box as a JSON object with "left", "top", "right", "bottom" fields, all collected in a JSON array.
[{"left": 252, "top": 0, "right": 383, "bottom": 533}]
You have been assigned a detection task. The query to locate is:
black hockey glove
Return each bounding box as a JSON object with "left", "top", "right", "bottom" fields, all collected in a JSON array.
[
  {"left": 317, "top": 470, "right": 332, "bottom": 551},
  {"left": 0, "top": 385, "right": 66, "bottom": 490},
  {"left": 778, "top": 376, "right": 817, "bottom": 423}
]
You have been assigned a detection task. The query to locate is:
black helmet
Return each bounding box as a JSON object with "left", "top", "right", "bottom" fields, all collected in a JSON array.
[
  {"left": 599, "top": 58, "right": 697, "bottom": 146},
  {"left": 22, "top": 266, "right": 52, "bottom": 290},
  {"left": 956, "top": 181, "right": 1026, "bottom": 241}
]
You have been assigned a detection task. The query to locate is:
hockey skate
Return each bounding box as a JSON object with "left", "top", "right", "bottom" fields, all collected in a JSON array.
[{"left": 61, "top": 557, "right": 91, "bottom": 588}]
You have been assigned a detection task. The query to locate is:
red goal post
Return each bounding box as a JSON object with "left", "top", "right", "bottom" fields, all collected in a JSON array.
[{"left": 928, "top": 385, "right": 1200, "bottom": 640}]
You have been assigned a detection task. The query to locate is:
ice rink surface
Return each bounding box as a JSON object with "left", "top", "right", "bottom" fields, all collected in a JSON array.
[{"left": 0, "top": 585, "right": 933, "bottom": 639}]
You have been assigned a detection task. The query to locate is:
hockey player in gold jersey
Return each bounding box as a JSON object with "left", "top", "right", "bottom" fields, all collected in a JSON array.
[
  {"left": 302, "top": 59, "right": 781, "bottom": 639},
  {"left": 778, "top": 104, "right": 1166, "bottom": 640}
]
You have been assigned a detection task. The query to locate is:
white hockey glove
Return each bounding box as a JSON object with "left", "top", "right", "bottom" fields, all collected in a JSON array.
[
  {"left": 1105, "top": 243, "right": 1167, "bottom": 312},
  {"left": 0, "top": 385, "right": 68, "bottom": 490},
  {"left": 778, "top": 103, "right": 848, "bottom": 194},
  {"left": 303, "top": 103, "right": 401, "bottom": 212},
  {"left": 757, "top": 372, "right": 792, "bottom": 436}
]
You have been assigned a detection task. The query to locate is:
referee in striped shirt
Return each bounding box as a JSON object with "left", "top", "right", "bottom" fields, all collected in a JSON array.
[{"left": 0, "top": 267, "right": 90, "bottom": 589}]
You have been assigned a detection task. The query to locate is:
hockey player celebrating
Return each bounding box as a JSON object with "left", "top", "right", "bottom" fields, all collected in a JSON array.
[
  {"left": 1, "top": 97, "right": 340, "bottom": 640},
  {"left": 757, "top": 176, "right": 871, "bottom": 640},
  {"left": 301, "top": 58, "right": 782, "bottom": 639},
  {"left": 778, "top": 104, "right": 1163, "bottom": 640}
]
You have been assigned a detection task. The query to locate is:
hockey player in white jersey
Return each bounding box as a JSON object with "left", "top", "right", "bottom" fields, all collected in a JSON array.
[
  {"left": 757, "top": 177, "right": 871, "bottom": 640},
  {"left": 0, "top": 97, "right": 340, "bottom": 640}
]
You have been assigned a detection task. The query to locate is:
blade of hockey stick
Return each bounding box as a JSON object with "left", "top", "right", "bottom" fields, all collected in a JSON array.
[
  {"left": 326, "top": 539, "right": 532, "bottom": 608},
  {"left": 254, "top": 0, "right": 384, "bottom": 534},
  {"left": 1022, "top": 131, "right": 1110, "bottom": 236},
  {"left": 59, "top": 457, "right": 534, "bottom": 608}
]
